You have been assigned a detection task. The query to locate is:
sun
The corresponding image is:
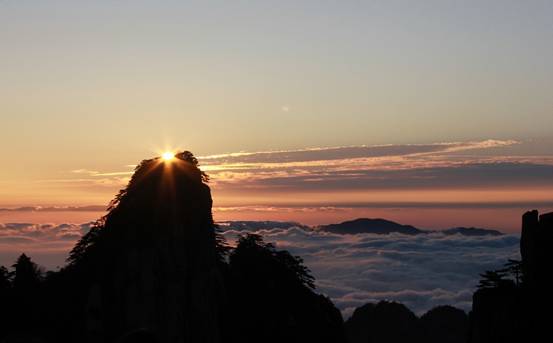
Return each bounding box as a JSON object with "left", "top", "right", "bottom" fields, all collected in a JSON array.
[{"left": 162, "top": 151, "right": 175, "bottom": 161}]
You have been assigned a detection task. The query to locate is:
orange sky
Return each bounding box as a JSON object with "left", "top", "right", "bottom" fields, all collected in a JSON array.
[
  {"left": 2, "top": 1, "right": 553, "bottom": 234},
  {"left": 1, "top": 139, "right": 552, "bottom": 233}
]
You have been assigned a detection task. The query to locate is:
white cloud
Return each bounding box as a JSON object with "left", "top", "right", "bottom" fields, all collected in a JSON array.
[{"left": 222, "top": 226, "right": 520, "bottom": 317}]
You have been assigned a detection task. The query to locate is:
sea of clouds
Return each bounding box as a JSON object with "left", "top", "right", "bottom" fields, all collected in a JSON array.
[
  {"left": 222, "top": 225, "right": 520, "bottom": 317},
  {"left": 0, "top": 221, "right": 520, "bottom": 318}
]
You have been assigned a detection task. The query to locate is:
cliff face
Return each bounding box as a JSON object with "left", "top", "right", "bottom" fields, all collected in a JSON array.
[
  {"left": 81, "top": 153, "right": 222, "bottom": 343},
  {"left": 521, "top": 210, "right": 553, "bottom": 290},
  {"left": 469, "top": 210, "right": 553, "bottom": 343}
]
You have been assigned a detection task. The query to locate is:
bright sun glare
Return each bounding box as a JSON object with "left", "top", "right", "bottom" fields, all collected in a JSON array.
[{"left": 162, "top": 152, "right": 174, "bottom": 161}]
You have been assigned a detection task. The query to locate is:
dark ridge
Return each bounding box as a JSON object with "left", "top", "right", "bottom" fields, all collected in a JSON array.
[
  {"left": 317, "top": 218, "right": 423, "bottom": 235},
  {"left": 317, "top": 218, "right": 503, "bottom": 236},
  {"left": 420, "top": 305, "right": 468, "bottom": 343},
  {"left": 345, "top": 301, "right": 421, "bottom": 343},
  {"left": 345, "top": 301, "right": 468, "bottom": 343}
]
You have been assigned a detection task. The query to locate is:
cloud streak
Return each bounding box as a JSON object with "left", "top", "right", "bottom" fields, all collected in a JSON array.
[
  {"left": 195, "top": 139, "right": 553, "bottom": 193},
  {"left": 19, "top": 139, "right": 551, "bottom": 230}
]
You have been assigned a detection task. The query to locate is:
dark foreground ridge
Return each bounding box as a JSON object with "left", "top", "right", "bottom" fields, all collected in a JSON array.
[
  {"left": 345, "top": 302, "right": 467, "bottom": 343},
  {"left": 0, "top": 151, "right": 550, "bottom": 343}
]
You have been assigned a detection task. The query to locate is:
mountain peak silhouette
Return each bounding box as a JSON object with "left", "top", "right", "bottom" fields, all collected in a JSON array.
[{"left": 68, "top": 151, "right": 222, "bottom": 343}]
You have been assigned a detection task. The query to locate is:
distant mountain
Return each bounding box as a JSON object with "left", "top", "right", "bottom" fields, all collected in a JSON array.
[
  {"left": 217, "top": 218, "right": 504, "bottom": 236},
  {"left": 317, "top": 218, "right": 423, "bottom": 235}
]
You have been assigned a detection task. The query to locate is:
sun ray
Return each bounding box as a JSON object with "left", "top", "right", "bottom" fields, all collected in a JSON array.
[{"left": 162, "top": 151, "right": 175, "bottom": 161}]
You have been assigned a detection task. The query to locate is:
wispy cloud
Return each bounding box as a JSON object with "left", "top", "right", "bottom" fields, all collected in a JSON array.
[
  {"left": 71, "top": 169, "right": 133, "bottom": 177},
  {"left": 28, "top": 139, "right": 553, "bottom": 215},
  {"left": 199, "top": 139, "right": 519, "bottom": 164},
  {"left": 195, "top": 139, "right": 552, "bottom": 194}
]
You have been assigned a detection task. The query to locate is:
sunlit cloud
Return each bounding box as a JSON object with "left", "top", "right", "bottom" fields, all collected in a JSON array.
[{"left": 20, "top": 139, "right": 552, "bottom": 229}]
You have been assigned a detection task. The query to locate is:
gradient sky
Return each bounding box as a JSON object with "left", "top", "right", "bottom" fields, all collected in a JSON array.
[{"left": 1, "top": 1, "right": 552, "bottom": 232}]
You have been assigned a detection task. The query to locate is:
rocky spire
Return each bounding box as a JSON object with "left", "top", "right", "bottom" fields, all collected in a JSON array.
[{"left": 77, "top": 151, "right": 222, "bottom": 343}]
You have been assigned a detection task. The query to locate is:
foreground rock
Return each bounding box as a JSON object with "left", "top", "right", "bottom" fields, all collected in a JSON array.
[
  {"left": 345, "top": 301, "right": 468, "bottom": 343},
  {"left": 468, "top": 210, "right": 553, "bottom": 343}
]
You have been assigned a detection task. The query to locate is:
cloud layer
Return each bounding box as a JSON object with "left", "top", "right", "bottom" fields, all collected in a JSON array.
[
  {"left": 0, "top": 220, "right": 521, "bottom": 317},
  {"left": 221, "top": 226, "right": 520, "bottom": 317},
  {"left": 0, "top": 222, "right": 93, "bottom": 268}
]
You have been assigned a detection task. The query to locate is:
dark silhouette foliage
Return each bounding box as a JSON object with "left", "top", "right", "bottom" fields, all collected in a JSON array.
[
  {"left": 477, "top": 270, "right": 513, "bottom": 289},
  {"left": 230, "top": 233, "right": 315, "bottom": 289},
  {"left": 501, "top": 259, "right": 523, "bottom": 287},
  {"left": 11, "top": 253, "right": 42, "bottom": 291},
  {"left": 0, "top": 254, "right": 47, "bottom": 341},
  {"left": 224, "top": 233, "right": 346, "bottom": 343},
  {"left": 0, "top": 265, "right": 10, "bottom": 291},
  {"left": 476, "top": 259, "right": 522, "bottom": 290}
]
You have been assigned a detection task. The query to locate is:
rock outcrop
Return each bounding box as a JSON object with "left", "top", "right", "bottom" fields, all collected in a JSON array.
[
  {"left": 420, "top": 305, "right": 468, "bottom": 343},
  {"left": 468, "top": 210, "right": 553, "bottom": 343},
  {"left": 74, "top": 152, "right": 223, "bottom": 343},
  {"left": 345, "top": 301, "right": 468, "bottom": 343}
]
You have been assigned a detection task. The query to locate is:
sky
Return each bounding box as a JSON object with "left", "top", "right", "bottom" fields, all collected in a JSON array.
[{"left": 1, "top": 0, "right": 553, "bottom": 233}]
